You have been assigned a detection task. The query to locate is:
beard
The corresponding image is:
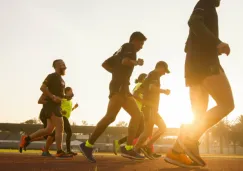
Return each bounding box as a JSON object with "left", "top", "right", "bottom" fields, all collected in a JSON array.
[{"left": 59, "top": 68, "right": 66, "bottom": 75}]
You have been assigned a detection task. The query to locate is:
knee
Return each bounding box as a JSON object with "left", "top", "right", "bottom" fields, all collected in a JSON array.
[
  {"left": 45, "top": 127, "right": 54, "bottom": 135},
  {"left": 221, "top": 100, "right": 235, "bottom": 114},
  {"left": 103, "top": 115, "right": 116, "bottom": 124},
  {"left": 57, "top": 123, "right": 64, "bottom": 132}
]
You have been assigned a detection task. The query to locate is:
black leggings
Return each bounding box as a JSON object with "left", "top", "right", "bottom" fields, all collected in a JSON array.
[{"left": 63, "top": 116, "right": 72, "bottom": 152}]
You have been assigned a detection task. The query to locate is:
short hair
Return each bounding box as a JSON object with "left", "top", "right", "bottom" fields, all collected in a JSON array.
[
  {"left": 65, "top": 87, "right": 72, "bottom": 94},
  {"left": 129, "top": 32, "right": 147, "bottom": 42},
  {"left": 52, "top": 59, "right": 62, "bottom": 68}
]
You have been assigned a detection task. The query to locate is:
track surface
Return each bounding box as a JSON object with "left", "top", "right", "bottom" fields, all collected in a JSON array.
[{"left": 0, "top": 152, "right": 243, "bottom": 171}]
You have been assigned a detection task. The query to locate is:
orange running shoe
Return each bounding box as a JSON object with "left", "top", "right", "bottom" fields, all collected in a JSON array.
[
  {"left": 178, "top": 137, "right": 206, "bottom": 167},
  {"left": 19, "top": 135, "right": 28, "bottom": 153},
  {"left": 55, "top": 150, "right": 73, "bottom": 159},
  {"left": 164, "top": 149, "right": 200, "bottom": 169}
]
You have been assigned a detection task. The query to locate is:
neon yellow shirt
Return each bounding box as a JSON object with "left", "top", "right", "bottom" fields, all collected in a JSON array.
[
  {"left": 61, "top": 99, "right": 73, "bottom": 119},
  {"left": 133, "top": 83, "right": 143, "bottom": 111}
]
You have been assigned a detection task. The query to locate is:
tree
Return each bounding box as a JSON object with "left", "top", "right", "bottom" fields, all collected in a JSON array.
[
  {"left": 229, "top": 124, "right": 239, "bottom": 154},
  {"left": 22, "top": 118, "right": 41, "bottom": 124},
  {"left": 211, "top": 120, "right": 230, "bottom": 154},
  {"left": 81, "top": 120, "right": 88, "bottom": 126},
  {"left": 116, "top": 121, "right": 128, "bottom": 127},
  {"left": 237, "top": 116, "right": 243, "bottom": 147},
  {"left": 228, "top": 115, "right": 243, "bottom": 153}
]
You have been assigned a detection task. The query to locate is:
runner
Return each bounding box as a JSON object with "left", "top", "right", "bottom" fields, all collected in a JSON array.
[
  {"left": 113, "top": 73, "right": 161, "bottom": 159},
  {"left": 113, "top": 73, "right": 147, "bottom": 155},
  {"left": 19, "top": 59, "right": 72, "bottom": 158},
  {"left": 165, "top": 0, "right": 234, "bottom": 167},
  {"left": 133, "top": 61, "right": 170, "bottom": 160},
  {"left": 79, "top": 32, "right": 147, "bottom": 163}
]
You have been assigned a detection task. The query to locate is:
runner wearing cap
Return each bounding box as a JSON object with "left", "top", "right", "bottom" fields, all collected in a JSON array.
[{"left": 134, "top": 61, "right": 170, "bottom": 159}]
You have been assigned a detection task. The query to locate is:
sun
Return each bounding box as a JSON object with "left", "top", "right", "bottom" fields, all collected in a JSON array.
[{"left": 158, "top": 81, "right": 194, "bottom": 128}]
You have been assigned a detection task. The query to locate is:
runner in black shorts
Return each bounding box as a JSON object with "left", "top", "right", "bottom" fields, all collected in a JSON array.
[
  {"left": 113, "top": 73, "right": 162, "bottom": 159},
  {"left": 19, "top": 59, "right": 72, "bottom": 158},
  {"left": 134, "top": 61, "right": 170, "bottom": 159},
  {"left": 166, "top": 0, "right": 234, "bottom": 168},
  {"left": 79, "top": 32, "right": 147, "bottom": 163},
  {"left": 113, "top": 74, "right": 147, "bottom": 155}
]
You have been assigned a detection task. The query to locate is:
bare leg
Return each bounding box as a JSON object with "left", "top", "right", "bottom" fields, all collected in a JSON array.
[
  {"left": 172, "top": 84, "right": 209, "bottom": 153},
  {"left": 134, "top": 107, "right": 153, "bottom": 150},
  {"left": 44, "top": 136, "right": 55, "bottom": 152},
  {"left": 191, "top": 71, "right": 234, "bottom": 140},
  {"left": 29, "top": 119, "right": 54, "bottom": 140},
  {"left": 51, "top": 115, "right": 64, "bottom": 151},
  {"left": 88, "top": 94, "right": 123, "bottom": 145},
  {"left": 122, "top": 96, "right": 142, "bottom": 145},
  {"left": 146, "top": 114, "right": 166, "bottom": 147},
  {"left": 31, "top": 137, "right": 46, "bottom": 142}
]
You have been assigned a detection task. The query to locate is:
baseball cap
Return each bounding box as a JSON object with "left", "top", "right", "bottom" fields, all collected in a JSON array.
[{"left": 155, "top": 61, "right": 170, "bottom": 74}]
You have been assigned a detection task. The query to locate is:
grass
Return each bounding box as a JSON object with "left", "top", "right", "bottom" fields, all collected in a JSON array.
[{"left": 0, "top": 149, "right": 47, "bottom": 154}]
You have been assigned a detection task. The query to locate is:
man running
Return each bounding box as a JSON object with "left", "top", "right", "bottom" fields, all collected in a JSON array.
[
  {"left": 79, "top": 32, "right": 147, "bottom": 163},
  {"left": 19, "top": 59, "right": 72, "bottom": 158},
  {"left": 133, "top": 61, "right": 170, "bottom": 159},
  {"left": 165, "top": 0, "right": 234, "bottom": 167},
  {"left": 113, "top": 73, "right": 161, "bottom": 159},
  {"left": 113, "top": 73, "right": 147, "bottom": 154}
]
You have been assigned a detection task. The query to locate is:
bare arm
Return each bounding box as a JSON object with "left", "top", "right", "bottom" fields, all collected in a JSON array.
[
  {"left": 72, "top": 103, "right": 79, "bottom": 111},
  {"left": 102, "top": 61, "right": 113, "bottom": 73},
  {"left": 40, "top": 84, "right": 55, "bottom": 99},
  {"left": 38, "top": 94, "right": 47, "bottom": 104}
]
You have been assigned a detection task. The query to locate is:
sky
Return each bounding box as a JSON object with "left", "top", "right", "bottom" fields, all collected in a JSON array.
[{"left": 0, "top": 0, "right": 243, "bottom": 128}]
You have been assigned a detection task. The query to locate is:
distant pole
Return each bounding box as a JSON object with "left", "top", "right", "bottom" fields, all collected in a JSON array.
[
  {"left": 207, "top": 132, "right": 210, "bottom": 154},
  {"left": 225, "top": 116, "right": 229, "bottom": 154}
]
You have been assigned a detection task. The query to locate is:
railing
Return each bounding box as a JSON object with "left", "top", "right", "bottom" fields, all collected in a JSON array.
[{"left": 0, "top": 123, "right": 179, "bottom": 136}]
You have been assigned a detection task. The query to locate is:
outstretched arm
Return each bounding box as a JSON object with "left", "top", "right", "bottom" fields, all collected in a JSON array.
[{"left": 72, "top": 103, "right": 79, "bottom": 111}]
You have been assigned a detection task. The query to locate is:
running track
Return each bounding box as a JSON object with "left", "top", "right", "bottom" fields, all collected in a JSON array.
[{"left": 0, "top": 152, "right": 243, "bottom": 171}]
